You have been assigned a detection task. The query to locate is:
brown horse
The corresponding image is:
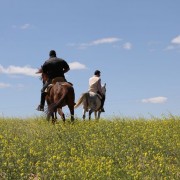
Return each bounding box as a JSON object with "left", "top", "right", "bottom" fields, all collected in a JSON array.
[{"left": 40, "top": 71, "right": 75, "bottom": 123}]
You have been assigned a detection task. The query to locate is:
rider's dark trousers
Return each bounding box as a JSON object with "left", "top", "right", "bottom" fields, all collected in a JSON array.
[
  {"left": 100, "top": 95, "right": 105, "bottom": 109},
  {"left": 40, "top": 79, "right": 52, "bottom": 107},
  {"left": 97, "top": 91, "right": 105, "bottom": 109}
]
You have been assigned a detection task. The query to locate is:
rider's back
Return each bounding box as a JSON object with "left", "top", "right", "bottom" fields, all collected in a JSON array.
[
  {"left": 42, "top": 57, "right": 69, "bottom": 79},
  {"left": 89, "top": 76, "right": 101, "bottom": 94}
]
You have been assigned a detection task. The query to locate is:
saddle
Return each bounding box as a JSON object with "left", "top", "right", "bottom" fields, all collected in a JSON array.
[
  {"left": 52, "top": 77, "right": 73, "bottom": 86},
  {"left": 45, "top": 77, "right": 73, "bottom": 93},
  {"left": 52, "top": 77, "right": 65, "bottom": 84},
  {"left": 89, "top": 91, "right": 102, "bottom": 99}
]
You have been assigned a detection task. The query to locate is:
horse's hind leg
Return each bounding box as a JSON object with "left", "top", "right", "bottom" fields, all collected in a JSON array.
[
  {"left": 68, "top": 105, "right": 74, "bottom": 122},
  {"left": 54, "top": 109, "right": 57, "bottom": 119},
  {"left": 51, "top": 112, "right": 56, "bottom": 124},
  {"left": 94, "top": 111, "right": 100, "bottom": 120},
  {"left": 82, "top": 109, "right": 86, "bottom": 120},
  {"left": 97, "top": 111, "right": 101, "bottom": 120},
  {"left": 89, "top": 109, "right": 93, "bottom": 120},
  {"left": 58, "top": 108, "right": 65, "bottom": 122},
  {"left": 47, "top": 107, "right": 53, "bottom": 122},
  {"left": 94, "top": 111, "right": 97, "bottom": 119},
  {"left": 47, "top": 112, "right": 56, "bottom": 124}
]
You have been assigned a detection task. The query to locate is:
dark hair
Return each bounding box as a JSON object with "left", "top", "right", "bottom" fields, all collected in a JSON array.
[
  {"left": 94, "top": 70, "right": 101, "bottom": 75},
  {"left": 49, "top": 50, "right": 56, "bottom": 57}
]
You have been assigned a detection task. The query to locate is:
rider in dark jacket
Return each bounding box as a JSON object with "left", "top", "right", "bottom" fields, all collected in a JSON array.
[{"left": 36, "top": 50, "right": 70, "bottom": 111}]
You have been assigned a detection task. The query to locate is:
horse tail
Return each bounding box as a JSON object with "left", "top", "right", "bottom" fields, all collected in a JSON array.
[
  {"left": 47, "top": 93, "right": 66, "bottom": 115},
  {"left": 46, "top": 85, "right": 69, "bottom": 115},
  {"left": 74, "top": 93, "right": 88, "bottom": 109}
]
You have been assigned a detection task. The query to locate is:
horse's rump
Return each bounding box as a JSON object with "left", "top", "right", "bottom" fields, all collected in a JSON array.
[
  {"left": 88, "top": 93, "right": 101, "bottom": 111},
  {"left": 74, "top": 92, "right": 101, "bottom": 111},
  {"left": 47, "top": 81, "right": 75, "bottom": 114}
]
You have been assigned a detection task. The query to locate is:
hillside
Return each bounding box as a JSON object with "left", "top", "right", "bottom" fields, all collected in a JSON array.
[{"left": 0, "top": 117, "right": 179, "bottom": 179}]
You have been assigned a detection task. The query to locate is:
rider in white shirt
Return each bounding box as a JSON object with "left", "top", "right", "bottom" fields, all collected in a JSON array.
[{"left": 88, "top": 70, "right": 105, "bottom": 112}]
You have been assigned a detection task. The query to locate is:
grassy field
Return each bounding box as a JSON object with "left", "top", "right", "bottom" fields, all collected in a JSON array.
[{"left": 0, "top": 116, "right": 179, "bottom": 179}]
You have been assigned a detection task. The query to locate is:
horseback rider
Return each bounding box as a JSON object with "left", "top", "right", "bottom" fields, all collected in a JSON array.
[
  {"left": 36, "top": 50, "right": 70, "bottom": 111},
  {"left": 88, "top": 70, "right": 105, "bottom": 112}
]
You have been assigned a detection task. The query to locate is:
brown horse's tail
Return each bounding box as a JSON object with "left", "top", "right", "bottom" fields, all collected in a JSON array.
[
  {"left": 74, "top": 93, "right": 88, "bottom": 109},
  {"left": 47, "top": 84, "right": 75, "bottom": 115},
  {"left": 46, "top": 93, "right": 66, "bottom": 115}
]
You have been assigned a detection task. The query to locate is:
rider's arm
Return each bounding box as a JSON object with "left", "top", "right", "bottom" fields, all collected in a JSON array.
[
  {"left": 42, "top": 61, "right": 49, "bottom": 73},
  {"left": 63, "top": 67, "right": 70, "bottom": 73},
  {"left": 62, "top": 60, "right": 70, "bottom": 74}
]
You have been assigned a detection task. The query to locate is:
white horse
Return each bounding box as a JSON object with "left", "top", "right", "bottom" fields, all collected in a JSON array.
[{"left": 74, "top": 83, "right": 106, "bottom": 120}]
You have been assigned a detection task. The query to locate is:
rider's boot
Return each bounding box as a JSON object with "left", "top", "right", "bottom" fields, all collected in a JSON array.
[
  {"left": 36, "top": 92, "right": 46, "bottom": 111},
  {"left": 100, "top": 107, "right": 105, "bottom": 112},
  {"left": 36, "top": 79, "right": 51, "bottom": 111}
]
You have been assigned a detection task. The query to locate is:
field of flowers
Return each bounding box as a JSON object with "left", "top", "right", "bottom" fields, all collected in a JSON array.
[{"left": 0, "top": 116, "right": 179, "bottom": 179}]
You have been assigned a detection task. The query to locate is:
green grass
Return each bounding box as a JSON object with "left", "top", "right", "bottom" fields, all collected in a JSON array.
[{"left": 0, "top": 116, "right": 179, "bottom": 179}]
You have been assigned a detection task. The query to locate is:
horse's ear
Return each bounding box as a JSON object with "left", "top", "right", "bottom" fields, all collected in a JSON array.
[{"left": 104, "top": 83, "right": 106, "bottom": 87}]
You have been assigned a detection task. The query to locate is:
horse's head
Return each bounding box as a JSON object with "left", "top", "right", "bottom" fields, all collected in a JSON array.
[
  {"left": 41, "top": 72, "right": 49, "bottom": 82},
  {"left": 102, "top": 83, "right": 106, "bottom": 95}
]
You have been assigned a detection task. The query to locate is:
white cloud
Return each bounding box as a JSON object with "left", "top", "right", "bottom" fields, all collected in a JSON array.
[
  {"left": 123, "top": 42, "right": 132, "bottom": 50},
  {"left": 166, "top": 35, "right": 180, "bottom": 51},
  {"left": 171, "top": 35, "right": 180, "bottom": 44},
  {"left": 12, "top": 23, "right": 31, "bottom": 30},
  {"left": 68, "top": 37, "right": 121, "bottom": 49},
  {"left": 142, "top": 96, "right": 167, "bottom": 104},
  {"left": 91, "top": 37, "right": 120, "bottom": 45},
  {"left": 69, "top": 62, "right": 87, "bottom": 70},
  {"left": 0, "top": 65, "right": 38, "bottom": 77},
  {"left": 0, "top": 82, "right": 11, "bottom": 88}
]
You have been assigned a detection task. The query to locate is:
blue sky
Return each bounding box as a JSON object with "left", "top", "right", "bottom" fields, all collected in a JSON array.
[{"left": 0, "top": 0, "right": 180, "bottom": 118}]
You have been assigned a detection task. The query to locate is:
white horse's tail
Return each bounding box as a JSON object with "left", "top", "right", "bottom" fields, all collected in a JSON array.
[{"left": 74, "top": 93, "right": 88, "bottom": 109}]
